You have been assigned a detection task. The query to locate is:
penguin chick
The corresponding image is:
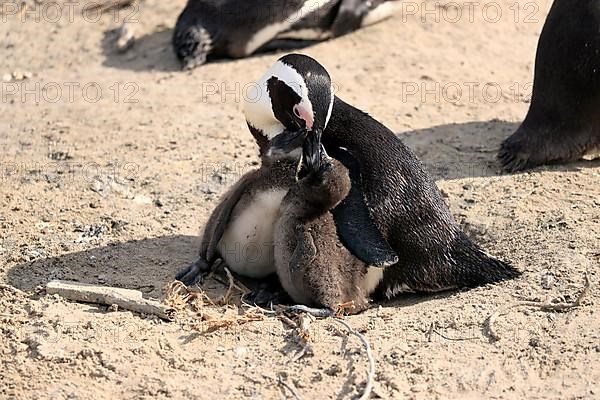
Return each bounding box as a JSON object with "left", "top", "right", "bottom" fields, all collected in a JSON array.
[
  {"left": 176, "top": 151, "right": 299, "bottom": 285},
  {"left": 274, "top": 152, "right": 382, "bottom": 314}
]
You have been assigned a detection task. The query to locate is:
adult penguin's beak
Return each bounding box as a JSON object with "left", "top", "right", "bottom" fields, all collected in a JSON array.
[
  {"left": 302, "top": 128, "right": 322, "bottom": 172},
  {"left": 269, "top": 128, "right": 308, "bottom": 155}
]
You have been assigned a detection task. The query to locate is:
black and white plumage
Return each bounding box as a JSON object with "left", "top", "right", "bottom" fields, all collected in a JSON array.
[
  {"left": 176, "top": 55, "right": 390, "bottom": 310},
  {"left": 241, "top": 54, "right": 520, "bottom": 297},
  {"left": 173, "top": 0, "right": 401, "bottom": 69},
  {"left": 498, "top": 0, "right": 600, "bottom": 171}
]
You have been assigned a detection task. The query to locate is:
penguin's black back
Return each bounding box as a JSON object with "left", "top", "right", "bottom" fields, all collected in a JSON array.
[
  {"left": 175, "top": 0, "right": 336, "bottom": 58},
  {"left": 324, "top": 97, "right": 520, "bottom": 296}
]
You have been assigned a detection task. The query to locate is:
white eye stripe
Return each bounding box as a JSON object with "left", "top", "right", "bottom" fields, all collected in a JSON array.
[{"left": 244, "top": 60, "right": 314, "bottom": 140}]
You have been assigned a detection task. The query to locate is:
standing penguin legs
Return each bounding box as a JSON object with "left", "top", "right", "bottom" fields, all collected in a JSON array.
[{"left": 498, "top": 124, "right": 598, "bottom": 172}]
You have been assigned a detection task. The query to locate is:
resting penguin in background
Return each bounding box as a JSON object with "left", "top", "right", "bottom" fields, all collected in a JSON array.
[
  {"left": 275, "top": 147, "right": 386, "bottom": 314},
  {"left": 173, "top": 0, "right": 402, "bottom": 69},
  {"left": 498, "top": 0, "right": 600, "bottom": 171},
  {"left": 178, "top": 53, "right": 520, "bottom": 298}
]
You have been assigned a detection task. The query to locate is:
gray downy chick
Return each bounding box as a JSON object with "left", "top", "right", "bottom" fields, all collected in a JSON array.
[{"left": 275, "top": 148, "right": 383, "bottom": 314}]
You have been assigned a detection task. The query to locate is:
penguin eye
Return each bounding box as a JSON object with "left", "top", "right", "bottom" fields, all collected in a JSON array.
[{"left": 293, "top": 105, "right": 301, "bottom": 118}]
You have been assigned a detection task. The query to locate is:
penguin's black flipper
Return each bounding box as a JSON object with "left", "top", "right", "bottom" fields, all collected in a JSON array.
[
  {"left": 329, "top": 147, "right": 399, "bottom": 267},
  {"left": 203, "top": 172, "right": 258, "bottom": 262}
]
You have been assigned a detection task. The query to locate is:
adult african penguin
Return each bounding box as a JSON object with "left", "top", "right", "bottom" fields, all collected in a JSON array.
[
  {"left": 176, "top": 56, "right": 396, "bottom": 289},
  {"left": 498, "top": 0, "right": 600, "bottom": 171},
  {"left": 173, "top": 0, "right": 402, "bottom": 69},
  {"left": 243, "top": 53, "right": 520, "bottom": 297}
]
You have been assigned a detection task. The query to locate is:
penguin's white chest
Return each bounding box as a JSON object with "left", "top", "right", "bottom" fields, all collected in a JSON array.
[{"left": 217, "top": 189, "right": 287, "bottom": 278}]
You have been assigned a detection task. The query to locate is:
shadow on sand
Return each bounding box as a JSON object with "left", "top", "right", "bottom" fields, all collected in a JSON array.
[
  {"left": 7, "top": 235, "right": 198, "bottom": 299},
  {"left": 101, "top": 27, "right": 181, "bottom": 72},
  {"left": 399, "top": 120, "right": 599, "bottom": 181}
]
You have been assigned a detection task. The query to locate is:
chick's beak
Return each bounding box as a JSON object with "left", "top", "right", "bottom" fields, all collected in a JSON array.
[{"left": 302, "top": 128, "right": 322, "bottom": 172}]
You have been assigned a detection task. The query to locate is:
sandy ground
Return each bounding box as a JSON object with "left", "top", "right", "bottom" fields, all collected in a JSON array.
[{"left": 1, "top": 0, "right": 599, "bottom": 399}]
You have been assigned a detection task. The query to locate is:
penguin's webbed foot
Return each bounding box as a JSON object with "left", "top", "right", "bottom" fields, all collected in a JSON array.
[
  {"left": 245, "top": 287, "right": 284, "bottom": 308},
  {"left": 498, "top": 130, "right": 546, "bottom": 172},
  {"left": 173, "top": 24, "right": 211, "bottom": 70},
  {"left": 499, "top": 125, "right": 593, "bottom": 172},
  {"left": 175, "top": 257, "right": 212, "bottom": 286}
]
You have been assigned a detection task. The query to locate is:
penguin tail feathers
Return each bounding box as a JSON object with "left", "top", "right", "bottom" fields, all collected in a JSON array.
[
  {"left": 377, "top": 233, "right": 520, "bottom": 299},
  {"left": 448, "top": 233, "right": 521, "bottom": 288}
]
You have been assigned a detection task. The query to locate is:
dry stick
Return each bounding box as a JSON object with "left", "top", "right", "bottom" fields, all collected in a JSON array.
[
  {"left": 220, "top": 266, "right": 251, "bottom": 305},
  {"left": 331, "top": 318, "right": 375, "bottom": 400},
  {"left": 278, "top": 314, "right": 298, "bottom": 329},
  {"left": 116, "top": 21, "right": 136, "bottom": 52},
  {"left": 46, "top": 280, "right": 176, "bottom": 321},
  {"left": 262, "top": 374, "right": 303, "bottom": 400},
  {"left": 487, "top": 273, "right": 591, "bottom": 341},
  {"left": 290, "top": 313, "right": 314, "bottom": 363},
  {"left": 221, "top": 267, "right": 236, "bottom": 305},
  {"left": 284, "top": 304, "right": 335, "bottom": 318}
]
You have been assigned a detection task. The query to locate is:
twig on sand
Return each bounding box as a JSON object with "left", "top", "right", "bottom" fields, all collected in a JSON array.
[
  {"left": 277, "top": 375, "right": 303, "bottom": 400},
  {"left": 262, "top": 374, "right": 303, "bottom": 400},
  {"left": 284, "top": 305, "right": 335, "bottom": 318},
  {"left": 289, "top": 313, "right": 315, "bottom": 363},
  {"left": 486, "top": 273, "right": 591, "bottom": 341},
  {"left": 220, "top": 267, "right": 250, "bottom": 305},
  {"left": 330, "top": 318, "right": 375, "bottom": 400},
  {"left": 116, "top": 21, "right": 136, "bottom": 52},
  {"left": 46, "top": 280, "right": 176, "bottom": 321}
]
